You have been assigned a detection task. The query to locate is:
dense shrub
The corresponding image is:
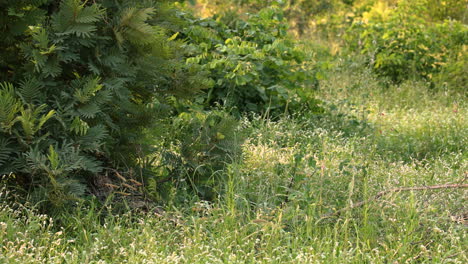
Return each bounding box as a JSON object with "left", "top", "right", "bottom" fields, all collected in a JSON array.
[
  {"left": 194, "top": 0, "right": 352, "bottom": 36},
  {"left": 182, "top": 7, "right": 318, "bottom": 114},
  {"left": 1, "top": 0, "right": 322, "bottom": 208},
  {"left": 0, "top": 0, "right": 210, "bottom": 208},
  {"left": 432, "top": 49, "right": 468, "bottom": 91},
  {"left": 348, "top": 0, "right": 467, "bottom": 84},
  {"left": 175, "top": 110, "right": 242, "bottom": 199}
]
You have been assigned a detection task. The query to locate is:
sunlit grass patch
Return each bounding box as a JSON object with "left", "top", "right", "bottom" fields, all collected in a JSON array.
[
  {"left": 2, "top": 62, "right": 467, "bottom": 263},
  {"left": 370, "top": 108, "right": 466, "bottom": 161}
]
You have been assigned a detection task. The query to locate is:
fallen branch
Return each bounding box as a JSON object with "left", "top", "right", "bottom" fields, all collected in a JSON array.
[{"left": 317, "top": 183, "right": 468, "bottom": 222}]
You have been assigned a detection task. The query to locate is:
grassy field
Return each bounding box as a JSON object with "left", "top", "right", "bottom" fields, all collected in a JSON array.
[{"left": 1, "top": 64, "right": 466, "bottom": 263}]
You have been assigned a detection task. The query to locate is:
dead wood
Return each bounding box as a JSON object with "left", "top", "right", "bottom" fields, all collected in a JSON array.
[{"left": 317, "top": 183, "right": 468, "bottom": 222}]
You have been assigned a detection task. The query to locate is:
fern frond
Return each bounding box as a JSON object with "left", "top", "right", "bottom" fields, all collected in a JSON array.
[
  {"left": 24, "top": 146, "right": 49, "bottom": 174},
  {"left": 18, "top": 77, "right": 43, "bottom": 103},
  {"left": 25, "top": 142, "right": 91, "bottom": 177},
  {"left": 77, "top": 103, "right": 100, "bottom": 119},
  {"left": 60, "top": 50, "right": 80, "bottom": 63},
  {"left": 73, "top": 77, "right": 103, "bottom": 104},
  {"left": 47, "top": 145, "right": 60, "bottom": 171},
  {"left": 42, "top": 59, "right": 62, "bottom": 77},
  {"left": 30, "top": 26, "right": 49, "bottom": 49},
  {"left": 99, "top": 47, "right": 127, "bottom": 67},
  {"left": 120, "top": 7, "right": 155, "bottom": 31},
  {"left": 60, "top": 177, "right": 86, "bottom": 198},
  {"left": 93, "top": 89, "right": 112, "bottom": 105},
  {"left": 116, "top": 7, "right": 156, "bottom": 44},
  {"left": 14, "top": 104, "right": 55, "bottom": 140},
  {"left": 63, "top": 23, "right": 97, "bottom": 38},
  {"left": 80, "top": 156, "right": 103, "bottom": 173},
  {"left": 30, "top": 49, "right": 47, "bottom": 71},
  {"left": 0, "top": 83, "right": 21, "bottom": 132},
  {"left": 75, "top": 3, "right": 104, "bottom": 24},
  {"left": 0, "top": 138, "right": 13, "bottom": 167},
  {"left": 53, "top": 0, "right": 103, "bottom": 38},
  {"left": 70, "top": 116, "right": 89, "bottom": 136},
  {"left": 77, "top": 124, "right": 108, "bottom": 151}
]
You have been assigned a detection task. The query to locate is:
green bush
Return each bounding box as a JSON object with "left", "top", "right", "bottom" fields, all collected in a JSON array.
[
  {"left": 176, "top": 110, "right": 242, "bottom": 199},
  {"left": 194, "top": 0, "right": 352, "bottom": 36},
  {"left": 0, "top": 0, "right": 210, "bottom": 209},
  {"left": 1, "top": 0, "right": 321, "bottom": 208},
  {"left": 432, "top": 46, "right": 468, "bottom": 92},
  {"left": 348, "top": 1, "right": 467, "bottom": 85},
  {"left": 182, "top": 7, "right": 317, "bottom": 114},
  {"left": 133, "top": 5, "right": 322, "bottom": 202}
]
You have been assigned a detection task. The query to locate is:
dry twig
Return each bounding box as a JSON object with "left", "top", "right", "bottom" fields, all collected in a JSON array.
[{"left": 317, "top": 183, "right": 468, "bottom": 222}]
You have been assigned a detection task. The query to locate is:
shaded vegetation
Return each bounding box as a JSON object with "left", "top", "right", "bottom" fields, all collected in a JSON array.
[{"left": 1, "top": 0, "right": 467, "bottom": 263}]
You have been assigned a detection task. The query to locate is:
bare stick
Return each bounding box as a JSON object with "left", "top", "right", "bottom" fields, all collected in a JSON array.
[{"left": 317, "top": 183, "right": 468, "bottom": 221}]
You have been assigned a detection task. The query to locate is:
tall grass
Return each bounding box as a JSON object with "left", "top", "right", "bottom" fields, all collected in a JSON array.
[{"left": 1, "top": 65, "right": 467, "bottom": 263}]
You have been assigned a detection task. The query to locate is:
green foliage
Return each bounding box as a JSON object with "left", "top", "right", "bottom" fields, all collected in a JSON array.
[
  {"left": 1, "top": 0, "right": 323, "bottom": 209},
  {"left": 194, "top": 0, "right": 351, "bottom": 35},
  {"left": 143, "top": 109, "right": 243, "bottom": 201},
  {"left": 183, "top": 7, "right": 317, "bottom": 114},
  {"left": 0, "top": 0, "right": 53, "bottom": 81},
  {"left": 0, "top": 0, "right": 209, "bottom": 209},
  {"left": 349, "top": 1, "right": 467, "bottom": 84},
  {"left": 0, "top": 83, "right": 22, "bottom": 133},
  {"left": 1, "top": 66, "right": 467, "bottom": 262},
  {"left": 1, "top": 0, "right": 464, "bottom": 211},
  {"left": 177, "top": 111, "right": 241, "bottom": 171},
  {"left": 175, "top": 110, "right": 242, "bottom": 199},
  {"left": 399, "top": 0, "right": 468, "bottom": 23},
  {"left": 432, "top": 49, "right": 468, "bottom": 91}
]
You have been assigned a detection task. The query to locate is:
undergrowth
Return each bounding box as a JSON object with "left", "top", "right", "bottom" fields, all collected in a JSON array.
[{"left": 1, "top": 64, "right": 466, "bottom": 263}]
